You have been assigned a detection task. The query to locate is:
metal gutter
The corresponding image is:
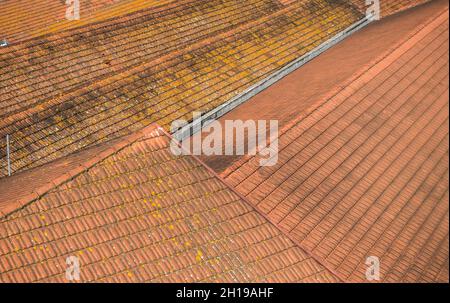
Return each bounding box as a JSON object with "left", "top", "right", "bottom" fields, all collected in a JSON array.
[{"left": 173, "top": 16, "right": 372, "bottom": 141}]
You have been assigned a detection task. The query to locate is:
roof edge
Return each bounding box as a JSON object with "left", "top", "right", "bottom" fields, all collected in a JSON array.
[
  {"left": 0, "top": 0, "right": 307, "bottom": 127},
  {"left": 221, "top": 4, "right": 450, "bottom": 179},
  {"left": 278, "top": 6, "right": 449, "bottom": 135},
  {"left": 158, "top": 126, "right": 345, "bottom": 282},
  {"left": 0, "top": 123, "right": 163, "bottom": 219},
  {"left": 1, "top": 120, "right": 344, "bottom": 281},
  {"left": 173, "top": 16, "right": 370, "bottom": 141}
]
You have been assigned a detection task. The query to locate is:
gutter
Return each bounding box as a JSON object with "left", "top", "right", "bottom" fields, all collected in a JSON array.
[{"left": 173, "top": 16, "right": 372, "bottom": 141}]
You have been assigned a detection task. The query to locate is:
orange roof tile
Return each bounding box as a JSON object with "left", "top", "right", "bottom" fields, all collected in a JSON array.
[
  {"left": 0, "top": 0, "right": 426, "bottom": 46},
  {"left": 0, "top": 0, "right": 364, "bottom": 178},
  {"left": 350, "top": 0, "right": 432, "bottom": 17},
  {"left": 221, "top": 7, "right": 449, "bottom": 282},
  {"left": 0, "top": 0, "right": 446, "bottom": 284},
  {"left": 0, "top": 0, "right": 176, "bottom": 44},
  {"left": 0, "top": 124, "right": 338, "bottom": 282},
  {"left": 199, "top": 0, "right": 447, "bottom": 173}
]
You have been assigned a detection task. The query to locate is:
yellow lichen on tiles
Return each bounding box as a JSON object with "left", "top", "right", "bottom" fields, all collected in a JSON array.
[
  {"left": 0, "top": 0, "right": 362, "bottom": 179},
  {"left": 1, "top": 0, "right": 176, "bottom": 43},
  {"left": 196, "top": 250, "right": 204, "bottom": 262}
]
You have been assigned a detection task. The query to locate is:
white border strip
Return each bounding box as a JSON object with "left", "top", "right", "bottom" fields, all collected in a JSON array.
[{"left": 174, "top": 16, "right": 372, "bottom": 141}]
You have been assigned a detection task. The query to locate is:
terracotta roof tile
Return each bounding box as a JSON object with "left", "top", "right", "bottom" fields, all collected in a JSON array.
[
  {"left": 350, "top": 0, "right": 432, "bottom": 17},
  {"left": 199, "top": 0, "right": 448, "bottom": 173},
  {"left": 0, "top": 1, "right": 426, "bottom": 45},
  {"left": 0, "top": 124, "right": 338, "bottom": 282},
  {"left": 1, "top": 0, "right": 444, "bottom": 283},
  {"left": 0, "top": 0, "right": 176, "bottom": 44},
  {"left": 0, "top": 0, "right": 364, "bottom": 178},
  {"left": 221, "top": 8, "right": 449, "bottom": 282}
]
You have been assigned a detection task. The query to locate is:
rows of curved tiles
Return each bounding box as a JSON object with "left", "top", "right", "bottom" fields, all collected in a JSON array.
[{"left": 0, "top": 0, "right": 364, "bottom": 178}]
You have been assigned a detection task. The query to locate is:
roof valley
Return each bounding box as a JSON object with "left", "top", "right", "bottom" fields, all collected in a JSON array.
[
  {"left": 0, "top": 0, "right": 364, "bottom": 178},
  {"left": 162, "top": 127, "right": 347, "bottom": 282},
  {"left": 220, "top": 4, "right": 450, "bottom": 180},
  {"left": 0, "top": 122, "right": 339, "bottom": 282},
  {"left": 220, "top": 4, "right": 449, "bottom": 282}
]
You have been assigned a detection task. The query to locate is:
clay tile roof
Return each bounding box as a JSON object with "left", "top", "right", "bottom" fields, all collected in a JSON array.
[
  {"left": 0, "top": 0, "right": 430, "bottom": 45},
  {"left": 221, "top": 7, "right": 449, "bottom": 282},
  {"left": 350, "top": 0, "right": 433, "bottom": 17},
  {"left": 0, "top": 0, "right": 365, "bottom": 178},
  {"left": 0, "top": 0, "right": 445, "bottom": 283},
  {"left": 0, "top": 123, "right": 338, "bottom": 283},
  {"left": 0, "top": 0, "right": 176, "bottom": 44}
]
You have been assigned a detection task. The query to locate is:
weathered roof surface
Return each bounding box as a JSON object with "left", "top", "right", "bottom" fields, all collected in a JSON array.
[
  {"left": 0, "top": 0, "right": 429, "bottom": 46},
  {"left": 221, "top": 7, "right": 449, "bottom": 282},
  {"left": 199, "top": 0, "right": 447, "bottom": 173},
  {"left": 0, "top": 136, "right": 126, "bottom": 217},
  {"left": 0, "top": 0, "right": 364, "bottom": 178},
  {"left": 0, "top": 0, "right": 175, "bottom": 44},
  {"left": 0, "top": 124, "right": 338, "bottom": 283}
]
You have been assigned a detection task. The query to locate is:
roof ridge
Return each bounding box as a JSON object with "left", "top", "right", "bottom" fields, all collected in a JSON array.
[
  {"left": 159, "top": 126, "right": 345, "bottom": 282},
  {"left": 0, "top": 120, "right": 343, "bottom": 281},
  {"left": 0, "top": 123, "right": 163, "bottom": 219},
  {"left": 0, "top": 0, "right": 307, "bottom": 130},
  {"left": 277, "top": 6, "right": 450, "bottom": 136},
  {"left": 221, "top": 4, "right": 449, "bottom": 179}
]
